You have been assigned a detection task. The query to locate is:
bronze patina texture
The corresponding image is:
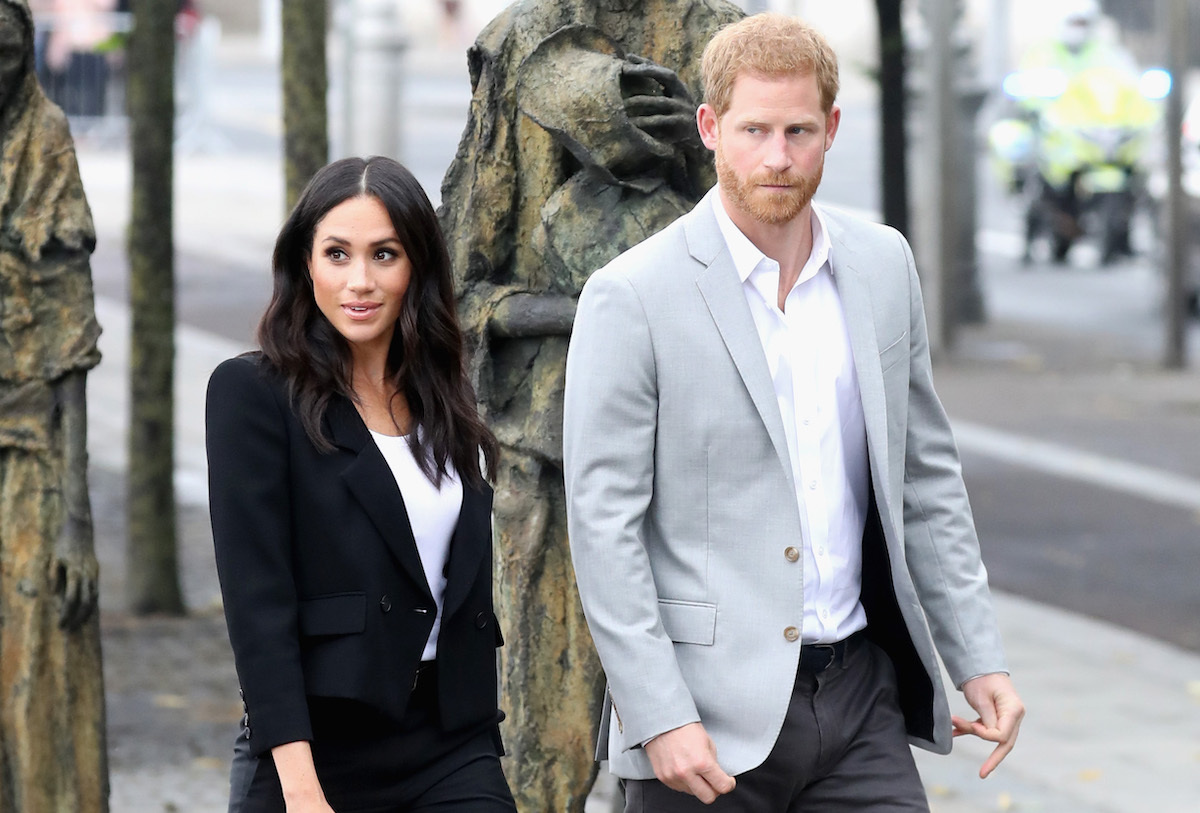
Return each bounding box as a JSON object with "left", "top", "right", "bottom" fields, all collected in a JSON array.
[
  {"left": 0, "top": 1, "right": 107, "bottom": 810},
  {"left": 439, "top": 1, "right": 743, "bottom": 809}
]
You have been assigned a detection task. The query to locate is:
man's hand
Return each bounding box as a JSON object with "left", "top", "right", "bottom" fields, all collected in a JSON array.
[
  {"left": 954, "top": 673, "right": 1026, "bottom": 779},
  {"left": 644, "top": 722, "right": 736, "bottom": 804}
]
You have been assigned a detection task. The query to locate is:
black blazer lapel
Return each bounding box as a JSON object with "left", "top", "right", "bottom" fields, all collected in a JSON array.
[
  {"left": 325, "top": 397, "right": 434, "bottom": 602},
  {"left": 440, "top": 480, "right": 493, "bottom": 620}
]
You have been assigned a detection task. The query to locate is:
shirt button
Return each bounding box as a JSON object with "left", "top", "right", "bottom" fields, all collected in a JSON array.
[
  {"left": 808, "top": 481, "right": 818, "bottom": 490},
  {"left": 379, "top": 595, "right": 392, "bottom": 613},
  {"left": 784, "top": 546, "right": 800, "bottom": 563},
  {"left": 784, "top": 626, "right": 800, "bottom": 642}
]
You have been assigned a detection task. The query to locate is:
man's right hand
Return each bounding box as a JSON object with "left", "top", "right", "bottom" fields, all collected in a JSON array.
[{"left": 644, "top": 722, "right": 736, "bottom": 804}]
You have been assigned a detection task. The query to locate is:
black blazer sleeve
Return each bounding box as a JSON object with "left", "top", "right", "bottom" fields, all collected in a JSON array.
[{"left": 206, "top": 356, "right": 312, "bottom": 754}]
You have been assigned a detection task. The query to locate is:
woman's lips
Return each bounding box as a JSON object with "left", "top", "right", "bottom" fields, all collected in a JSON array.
[{"left": 342, "top": 302, "right": 381, "bottom": 320}]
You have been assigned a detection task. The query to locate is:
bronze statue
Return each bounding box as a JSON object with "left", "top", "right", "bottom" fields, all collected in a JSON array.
[
  {"left": 439, "top": 1, "right": 743, "bottom": 809},
  {"left": 0, "top": 1, "right": 108, "bottom": 810}
]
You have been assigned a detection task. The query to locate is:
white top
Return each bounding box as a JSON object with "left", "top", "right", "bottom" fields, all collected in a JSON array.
[
  {"left": 712, "top": 195, "right": 870, "bottom": 645},
  {"left": 369, "top": 430, "right": 464, "bottom": 661}
]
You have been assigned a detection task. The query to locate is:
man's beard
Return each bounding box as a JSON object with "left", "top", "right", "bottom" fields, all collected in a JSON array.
[{"left": 715, "top": 143, "right": 822, "bottom": 226}]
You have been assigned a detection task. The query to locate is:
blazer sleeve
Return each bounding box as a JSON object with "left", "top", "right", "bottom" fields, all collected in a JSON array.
[
  {"left": 206, "top": 356, "right": 312, "bottom": 756},
  {"left": 894, "top": 235, "right": 1008, "bottom": 687},
  {"left": 563, "top": 268, "right": 702, "bottom": 750}
]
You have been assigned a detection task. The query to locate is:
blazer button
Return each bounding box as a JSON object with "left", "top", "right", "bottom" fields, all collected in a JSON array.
[
  {"left": 783, "top": 626, "right": 800, "bottom": 643},
  {"left": 784, "top": 546, "right": 800, "bottom": 563},
  {"left": 475, "top": 611, "right": 489, "bottom": 629},
  {"left": 379, "top": 595, "right": 392, "bottom": 613}
]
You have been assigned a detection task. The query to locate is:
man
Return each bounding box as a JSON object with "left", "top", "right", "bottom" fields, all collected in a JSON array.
[{"left": 564, "top": 13, "right": 1024, "bottom": 811}]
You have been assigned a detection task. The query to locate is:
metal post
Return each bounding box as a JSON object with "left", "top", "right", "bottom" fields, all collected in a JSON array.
[
  {"left": 923, "top": 0, "right": 959, "bottom": 355},
  {"left": 1163, "top": 0, "right": 1190, "bottom": 369},
  {"left": 345, "top": 0, "right": 407, "bottom": 161}
]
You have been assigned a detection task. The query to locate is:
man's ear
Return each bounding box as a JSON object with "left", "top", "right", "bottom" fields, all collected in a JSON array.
[
  {"left": 824, "top": 104, "right": 841, "bottom": 152},
  {"left": 697, "top": 103, "right": 720, "bottom": 151}
]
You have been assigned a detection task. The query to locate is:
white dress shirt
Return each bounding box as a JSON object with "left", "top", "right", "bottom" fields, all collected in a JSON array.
[
  {"left": 712, "top": 195, "right": 870, "bottom": 644},
  {"left": 369, "top": 431, "right": 463, "bottom": 661}
]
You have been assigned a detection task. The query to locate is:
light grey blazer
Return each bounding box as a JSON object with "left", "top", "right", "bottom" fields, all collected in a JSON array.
[{"left": 563, "top": 190, "right": 1008, "bottom": 780}]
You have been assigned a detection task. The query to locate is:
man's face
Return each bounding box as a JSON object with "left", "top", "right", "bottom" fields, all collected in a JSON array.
[
  {"left": 698, "top": 71, "right": 840, "bottom": 227},
  {"left": 0, "top": 5, "right": 29, "bottom": 113}
]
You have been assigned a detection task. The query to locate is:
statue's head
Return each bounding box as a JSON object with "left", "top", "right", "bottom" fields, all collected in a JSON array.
[{"left": 0, "top": 0, "right": 33, "bottom": 115}]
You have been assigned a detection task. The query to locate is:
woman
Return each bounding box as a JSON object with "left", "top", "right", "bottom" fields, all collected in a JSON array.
[{"left": 206, "top": 156, "right": 514, "bottom": 813}]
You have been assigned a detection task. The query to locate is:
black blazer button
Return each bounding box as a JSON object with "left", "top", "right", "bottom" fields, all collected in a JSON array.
[
  {"left": 379, "top": 595, "right": 392, "bottom": 613},
  {"left": 475, "top": 611, "right": 489, "bottom": 629}
]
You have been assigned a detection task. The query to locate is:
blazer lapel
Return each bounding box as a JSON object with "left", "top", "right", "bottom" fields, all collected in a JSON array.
[
  {"left": 686, "top": 193, "right": 796, "bottom": 494},
  {"left": 326, "top": 397, "right": 434, "bottom": 602},
  {"left": 823, "top": 209, "right": 893, "bottom": 509},
  {"left": 439, "top": 480, "right": 493, "bottom": 619}
]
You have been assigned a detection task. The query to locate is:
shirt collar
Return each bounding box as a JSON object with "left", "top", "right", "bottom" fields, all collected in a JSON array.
[{"left": 711, "top": 193, "right": 833, "bottom": 286}]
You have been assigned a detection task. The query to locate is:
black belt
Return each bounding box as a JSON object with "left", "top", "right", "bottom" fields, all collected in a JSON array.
[{"left": 798, "top": 630, "right": 867, "bottom": 673}]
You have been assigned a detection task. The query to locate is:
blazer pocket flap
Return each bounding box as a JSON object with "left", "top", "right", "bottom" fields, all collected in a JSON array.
[
  {"left": 299, "top": 592, "right": 366, "bottom": 636},
  {"left": 658, "top": 599, "right": 716, "bottom": 646}
]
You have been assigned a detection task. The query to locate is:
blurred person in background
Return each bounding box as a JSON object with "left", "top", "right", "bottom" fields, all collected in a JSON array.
[
  {"left": 1015, "top": 0, "right": 1137, "bottom": 111},
  {"left": 35, "top": 0, "right": 117, "bottom": 117}
]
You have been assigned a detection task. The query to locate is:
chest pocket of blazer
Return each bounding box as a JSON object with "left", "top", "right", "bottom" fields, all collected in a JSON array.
[
  {"left": 658, "top": 599, "right": 716, "bottom": 646},
  {"left": 299, "top": 592, "right": 366, "bottom": 637}
]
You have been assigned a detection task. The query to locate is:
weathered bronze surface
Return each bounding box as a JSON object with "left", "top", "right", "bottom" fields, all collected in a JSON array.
[
  {"left": 439, "top": 1, "right": 742, "bottom": 809},
  {"left": 0, "top": 1, "right": 107, "bottom": 810}
]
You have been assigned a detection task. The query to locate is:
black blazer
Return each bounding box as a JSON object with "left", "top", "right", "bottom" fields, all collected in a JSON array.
[{"left": 206, "top": 355, "right": 503, "bottom": 758}]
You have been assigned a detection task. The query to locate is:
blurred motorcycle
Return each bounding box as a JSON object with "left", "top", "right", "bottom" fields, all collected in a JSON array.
[{"left": 989, "top": 65, "right": 1162, "bottom": 265}]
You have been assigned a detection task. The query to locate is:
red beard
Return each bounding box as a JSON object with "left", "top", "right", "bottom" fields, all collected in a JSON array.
[{"left": 715, "top": 144, "right": 823, "bottom": 226}]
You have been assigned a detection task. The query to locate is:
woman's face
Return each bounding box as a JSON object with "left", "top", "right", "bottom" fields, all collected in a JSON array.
[
  {"left": 308, "top": 195, "right": 412, "bottom": 363},
  {"left": 0, "top": 6, "right": 29, "bottom": 112}
]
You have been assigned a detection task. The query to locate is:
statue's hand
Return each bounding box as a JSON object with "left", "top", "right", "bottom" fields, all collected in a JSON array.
[
  {"left": 620, "top": 56, "right": 701, "bottom": 151},
  {"left": 51, "top": 516, "right": 99, "bottom": 630}
]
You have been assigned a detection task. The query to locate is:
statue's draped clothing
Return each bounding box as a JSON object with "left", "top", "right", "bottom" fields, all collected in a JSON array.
[
  {"left": 440, "top": 0, "right": 740, "bottom": 460},
  {"left": 437, "top": 1, "right": 741, "bottom": 809},
  {"left": 1, "top": 1, "right": 106, "bottom": 808}
]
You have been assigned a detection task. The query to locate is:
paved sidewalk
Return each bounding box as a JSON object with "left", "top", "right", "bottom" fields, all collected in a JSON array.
[{"left": 75, "top": 30, "right": 1200, "bottom": 813}]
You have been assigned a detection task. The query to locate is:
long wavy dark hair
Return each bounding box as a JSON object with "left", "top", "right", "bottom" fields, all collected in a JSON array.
[{"left": 258, "top": 156, "right": 497, "bottom": 488}]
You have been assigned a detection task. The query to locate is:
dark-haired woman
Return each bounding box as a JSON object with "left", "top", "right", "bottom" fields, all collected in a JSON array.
[{"left": 207, "top": 156, "right": 515, "bottom": 813}]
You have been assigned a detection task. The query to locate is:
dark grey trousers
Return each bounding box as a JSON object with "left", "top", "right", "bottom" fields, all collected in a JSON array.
[{"left": 623, "top": 641, "right": 930, "bottom": 812}]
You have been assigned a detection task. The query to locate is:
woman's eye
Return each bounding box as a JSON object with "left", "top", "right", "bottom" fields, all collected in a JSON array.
[
  {"left": 375, "top": 249, "right": 396, "bottom": 262},
  {"left": 327, "top": 248, "right": 347, "bottom": 261}
]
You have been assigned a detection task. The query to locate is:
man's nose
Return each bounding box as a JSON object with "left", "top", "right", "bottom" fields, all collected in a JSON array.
[{"left": 763, "top": 132, "right": 792, "bottom": 171}]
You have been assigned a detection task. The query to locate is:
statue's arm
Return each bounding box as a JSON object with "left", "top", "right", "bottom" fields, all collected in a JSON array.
[
  {"left": 488, "top": 291, "right": 577, "bottom": 338},
  {"left": 52, "top": 369, "right": 99, "bottom": 630}
]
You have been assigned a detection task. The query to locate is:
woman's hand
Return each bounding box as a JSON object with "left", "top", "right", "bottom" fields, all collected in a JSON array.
[{"left": 271, "top": 741, "right": 336, "bottom": 812}]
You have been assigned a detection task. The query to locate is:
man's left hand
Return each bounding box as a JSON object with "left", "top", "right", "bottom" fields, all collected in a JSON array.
[{"left": 954, "top": 673, "right": 1025, "bottom": 779}]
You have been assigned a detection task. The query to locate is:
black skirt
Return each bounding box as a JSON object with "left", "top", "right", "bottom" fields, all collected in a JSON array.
[{"left": 238, "top": 664, "right": 508, "bottom": 812}]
